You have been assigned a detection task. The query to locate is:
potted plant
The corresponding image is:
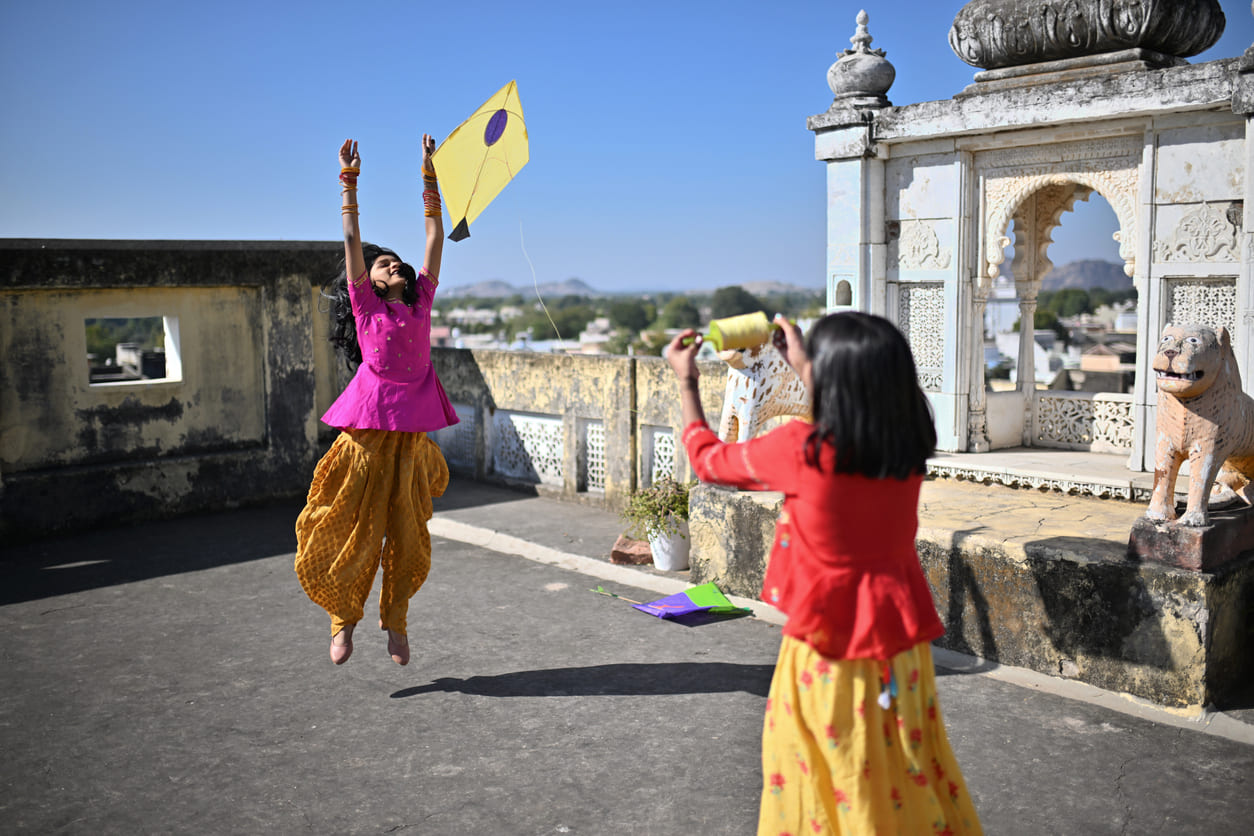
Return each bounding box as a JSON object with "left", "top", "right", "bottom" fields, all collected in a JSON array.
[{"left": 620, "top": 477, "right": 693, "bottom": 571}]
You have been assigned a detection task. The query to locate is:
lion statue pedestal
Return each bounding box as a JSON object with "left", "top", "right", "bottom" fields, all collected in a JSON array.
[{"left": 1129, "top": 324, "right": 1254, "bottom": 570}]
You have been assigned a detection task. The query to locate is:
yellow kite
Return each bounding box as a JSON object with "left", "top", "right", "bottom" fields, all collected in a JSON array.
[{"left": 432, "top": 80, "right": 529, "bottom": 241}]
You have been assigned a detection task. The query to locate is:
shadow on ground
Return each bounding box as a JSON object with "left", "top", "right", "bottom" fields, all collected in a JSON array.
[
  {"left": 0, "top": 499, "right": 306, "bottom": 605},
  {"left": 432, "top": 475, "right": 540, "bottom": 513},
  {"left": 391, "top": 661, "right": 775, "bottom": 699}
]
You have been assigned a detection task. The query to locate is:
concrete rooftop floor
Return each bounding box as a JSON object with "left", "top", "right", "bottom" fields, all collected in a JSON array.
[{"left": 1, "top": 476, "right": 1251, "bottom": 835}]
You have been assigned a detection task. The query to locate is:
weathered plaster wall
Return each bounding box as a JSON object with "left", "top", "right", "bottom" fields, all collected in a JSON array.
[
  {"left": 689, "top": 483, "right": 781, "bottom": 598},
  {"left": 632, "top": 355, "right": 725, "bottom": 485},
  {"left": 2, "top": 286, "right": 266, "bottom": 470},
  {"left": 427, "top": 349, "right": 726, "bottom": 507},
  {"left": 0, "top": 240, "right": 340, "bottom": 541},
  {"left": 915, "top": 537, "right": 1244, "bottom": 710},
  {"left": 1, "top": 240, "right": 738, "bottom": 537},
  {"left": 689, "top": 486, "right": 1253, "bottom": 709}
]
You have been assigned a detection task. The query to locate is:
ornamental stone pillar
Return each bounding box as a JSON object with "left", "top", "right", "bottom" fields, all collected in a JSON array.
[{"left": 812, "top": 11, "right": 895, "bottom": 315}]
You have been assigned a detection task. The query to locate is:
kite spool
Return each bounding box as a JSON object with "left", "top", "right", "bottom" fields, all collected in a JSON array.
[{"left": 708, "top": 312, "right": 774, "bottom": 351}]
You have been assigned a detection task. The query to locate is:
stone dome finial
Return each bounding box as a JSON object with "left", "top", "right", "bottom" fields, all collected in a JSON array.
[
  {"left": 848, "top": 10, "right": 876, "bottom": 53},
  {"left": 949, "top": 0, "right": 1226, "bottom": 71},
  {"left": 827, "top": 10, "right": 896, "bottom": 109}
]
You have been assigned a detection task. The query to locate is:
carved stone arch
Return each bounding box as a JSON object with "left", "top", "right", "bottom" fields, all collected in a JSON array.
[
  {"left": 1010, "top": 182, "right": 1094, "bottom": 288},
  {"left": 982, "top": 166, "right": 1140, "bottom": 283}
]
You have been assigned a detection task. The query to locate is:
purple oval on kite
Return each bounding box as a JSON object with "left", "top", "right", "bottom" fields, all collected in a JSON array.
[{"left": 484, "top": 109, "right": 508, "bottom": 146}]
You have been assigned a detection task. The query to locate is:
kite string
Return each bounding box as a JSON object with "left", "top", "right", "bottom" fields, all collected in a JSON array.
[{"left": 519, "top": 221, "right": 565, "bottom": 348}]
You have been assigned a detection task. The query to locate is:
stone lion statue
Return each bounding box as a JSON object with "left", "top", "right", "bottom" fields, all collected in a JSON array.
[{"left": 1146, "top": 323, "right": 1254, "bottom": 527}]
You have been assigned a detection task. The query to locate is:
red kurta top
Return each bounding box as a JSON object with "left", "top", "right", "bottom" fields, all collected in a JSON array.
[{"left": 682, "top": 419, "right": 944, "bottom": 660}]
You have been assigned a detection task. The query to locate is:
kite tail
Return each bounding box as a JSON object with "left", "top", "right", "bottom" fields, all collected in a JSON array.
[{"left": 520, "top": 222, "right": 566, "bottom": 348}]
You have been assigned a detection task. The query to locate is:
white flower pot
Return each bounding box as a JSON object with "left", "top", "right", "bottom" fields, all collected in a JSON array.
[{"left": 648, "top": 520, "right": 690, "bottom": 571}]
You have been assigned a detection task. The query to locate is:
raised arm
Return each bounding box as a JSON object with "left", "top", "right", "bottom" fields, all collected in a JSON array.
[
  {"left": 339, "top": 139, "right": 366, "bottom": 285},
  {"left": 420, "top": 133, "right": 444, "bottom": 282},
  {"left": 666, "top": 330, "right": 708, "bottom": 429}
]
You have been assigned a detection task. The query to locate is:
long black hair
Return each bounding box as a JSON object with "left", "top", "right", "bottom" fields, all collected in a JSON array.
[
  {"left": 803, "top": 311, "right": 937, "bottom": 480},
  {"left": 322, "top": 243, "right": 418, "bottom": 369}
]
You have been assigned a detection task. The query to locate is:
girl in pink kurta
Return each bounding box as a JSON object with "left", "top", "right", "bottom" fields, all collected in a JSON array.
[{"left": 295, "top": 136, "right": 457, "bottom": 667}]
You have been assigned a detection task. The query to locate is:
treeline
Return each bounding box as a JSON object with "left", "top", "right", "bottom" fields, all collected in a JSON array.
[
  {"left": 84, "top": 317, "right": 164, "bottom": 360},
  {"left": 434, "top": 285, "right": 825, "bottom": 354},
  {"left": 1036, "top": 287, "right": 1137, "bottom": 318},
  {"left": 1015, "top": 286, "right": 1139, "bottom": 338}
]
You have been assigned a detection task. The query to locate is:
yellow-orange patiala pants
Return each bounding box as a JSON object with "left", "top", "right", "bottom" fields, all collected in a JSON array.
[
  {"left": 295, "top": 429, "right": 448, "bottom": 637},
  {"left": 758, "top": 637, "right": 982, "bottom": 835}
]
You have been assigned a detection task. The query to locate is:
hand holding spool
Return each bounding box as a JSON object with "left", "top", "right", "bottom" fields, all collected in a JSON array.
[{"left": 681, "top": 311, "right": 793, "bottom": 351}]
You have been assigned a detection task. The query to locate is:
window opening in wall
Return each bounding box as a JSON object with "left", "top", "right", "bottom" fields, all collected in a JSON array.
[{"left": 86, "top": 315, "right": 182, "bottom": 385}]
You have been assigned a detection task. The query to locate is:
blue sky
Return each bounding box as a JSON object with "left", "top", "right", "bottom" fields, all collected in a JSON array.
[{"left": 2, "top": 1, "right": 1252, "bottom": 292}]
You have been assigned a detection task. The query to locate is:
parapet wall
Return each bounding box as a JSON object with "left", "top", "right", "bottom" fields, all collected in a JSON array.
[
  {"left": 0, "top": 240, "right": 340, "bottom": 540},
  {"left": 0, "top": 239, "right": 726, "bottom": 540}
]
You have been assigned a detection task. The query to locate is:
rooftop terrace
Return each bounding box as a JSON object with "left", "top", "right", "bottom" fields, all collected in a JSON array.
[{"left": 2, "top": 479, "right": 1251, "bottom": 834}]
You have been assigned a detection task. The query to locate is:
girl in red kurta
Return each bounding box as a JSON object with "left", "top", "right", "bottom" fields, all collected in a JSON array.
[{"left": 666, "top": 312, "right": 981, "bottom": 836}]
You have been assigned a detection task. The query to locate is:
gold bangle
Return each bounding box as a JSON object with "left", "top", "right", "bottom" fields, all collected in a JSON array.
[{"left": 341, "top": 166, "right": 360, "bottom": 174}]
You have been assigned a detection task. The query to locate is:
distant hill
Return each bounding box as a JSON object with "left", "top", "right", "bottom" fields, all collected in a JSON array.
[
  {"left": 1041, "top": 260, "right": 1132, "bottom": 292},
  {"left": 736, "top": 280, "right": 825, "bottom": 296},
  {"left": 444, "top": 277, "right": 602, "bottom": 299},
  {"left": 444, "top": 277, "right": 821, "bottom": 299}
]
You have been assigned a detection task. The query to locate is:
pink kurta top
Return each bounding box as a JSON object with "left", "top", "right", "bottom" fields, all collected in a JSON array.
[{"left": 321, "top": 267, "right": 459, "bottom": 433}]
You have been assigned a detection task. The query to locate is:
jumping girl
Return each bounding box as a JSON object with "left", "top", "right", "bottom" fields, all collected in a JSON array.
[
  {"left": 666, "top": 313, "right": 982, "bottom": 835},
  {"left": 295, "top": 136, "right": 458, "bottom": 667}
]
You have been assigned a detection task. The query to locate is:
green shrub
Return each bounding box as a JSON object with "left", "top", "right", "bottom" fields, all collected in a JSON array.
[{"left": 620, "top": 477, "right": 692, "bottom": 540}]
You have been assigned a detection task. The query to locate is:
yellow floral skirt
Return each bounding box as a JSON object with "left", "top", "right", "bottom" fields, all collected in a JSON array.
[
  {"left": 759, "top": 636, "right": 982, "bottom": 835},
  {"left": 294, "top": 429, "right": 448, "bottom": 636}
]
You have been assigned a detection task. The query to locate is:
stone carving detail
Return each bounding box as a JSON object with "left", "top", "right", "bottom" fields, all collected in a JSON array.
[
  {"left": 581, "top": 420, "right": 606, "bottom": 492},
  {"left": 1035, "top": 392, "right": 1134, "bottom": 452},
  {"left": 717, "top": 344, "right": 811, "bottom": 442},
  {"left": 1092, "top": 397, "right": 1137, "bottom": 451},
  {"left": 896, "top": 220, "right": 952, "bottom": 270},
  {"left": 1147, "top": 324, "right": 1254, "bottom": 526},
  {"left": 493, "top": 411, "right": 564, "bottom": 486},
  {"left": 980, "top": 136, "right": 1142, "bottom": 169},
  {"left": 1011, "top": 183, "right": 1093, "bottom": 285},
  {"left": 980, "top": 144, "right": 1139, "bottom": 282},
  {"left": 898, "top": 283, "right": 945, "bottom": 391},
  {"left": 1152, "top": 203, "right": 1240, "bottom": 263},
  {"left": 648, "top": 427, "right": 677, "bottom": 484},
  {"left": 1166, "top": 278, "right": 1237, "bottom": 334},
  {"left": 432, "top": 403, "right": 477, "bottom": 471},
  {"left": 929, "top": 460, "right": 1148, "bottom": 501},
  {"left": 949, "top": 0, "right": 1226, "bottom": 70}
]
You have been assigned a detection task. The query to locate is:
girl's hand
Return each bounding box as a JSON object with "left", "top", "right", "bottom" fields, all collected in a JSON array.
[
  {"left": 774, "top": 314, "right": 807, "bottom": 376},
  {"left": 666, "top": 330, "right": 702, "bottom": 384},
  {"left": 421, "top": 133, "right": 436, "bottom": 176},
  {"left": 340, "top": 138, "right": 360, "bottom": 170}
]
